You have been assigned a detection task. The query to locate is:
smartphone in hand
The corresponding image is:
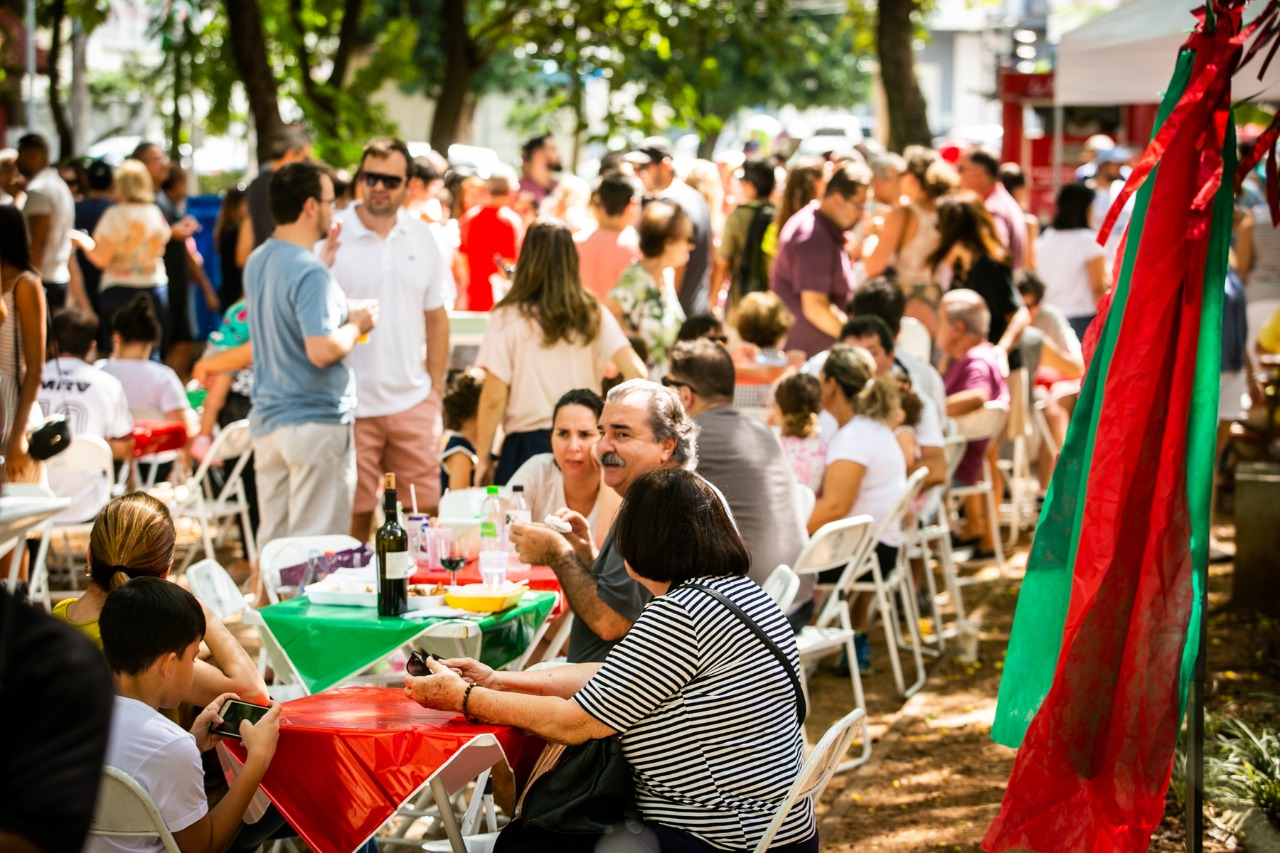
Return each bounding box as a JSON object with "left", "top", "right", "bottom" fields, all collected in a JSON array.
[{"left": 212, "top": 699, "right": 271, "bottom": 739}]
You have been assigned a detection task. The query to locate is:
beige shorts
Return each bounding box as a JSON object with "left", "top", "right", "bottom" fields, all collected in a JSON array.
[{"left": 353, "top": 393, "right": 443, "bottom": 515}]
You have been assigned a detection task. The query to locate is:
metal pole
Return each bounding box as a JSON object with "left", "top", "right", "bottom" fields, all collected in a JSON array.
[
  {"left": 1185, "top": 584, "right": 1208, "bottom": 853},
  {"left": 1052, "top": 104, "right": 1064, "bottom": 198},
  {"left": 25, "top": 0, "right": 36, "bottom": 133}
]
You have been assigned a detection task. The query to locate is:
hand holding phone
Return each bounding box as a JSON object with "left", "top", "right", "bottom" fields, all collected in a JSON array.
[{"left": 212, "top": 699, "right": 272, "bottom": 739}]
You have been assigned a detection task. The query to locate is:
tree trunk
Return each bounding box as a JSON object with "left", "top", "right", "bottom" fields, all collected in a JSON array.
[
  {"left": 223, "top": 0, "right": 284, "bottom": 165},
  {"left": 70, "top": 22, "right": 88, "bottom": 151},
  {"left": 47, "top": 0, "right": 73, "bottom": 158},
  {"left": 877, "top": 0, "right": 932, "bottom": 153},
  {"left": 429, "top": 0, "right": 485, "bottom": 151}
]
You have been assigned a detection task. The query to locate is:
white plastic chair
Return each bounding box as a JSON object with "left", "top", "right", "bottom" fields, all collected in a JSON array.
[
  {"left": 790, "top": 515, "right": 876, "bottom": 771},
  {"left": 903, "top": 434, "right": 969, "bottom": 652},
  {"left": 997, "top": 368, "right": 1037, "bottom": 551},
  {"left": 438, "top": 487, "right": 490, "bottom": 520},
  {"left": 895, "top": 316, "right": 932, "bottom": 363},
  {"left": 949, "top": 401, "right": 1010, "bottom": 574},
  {"left": 44, "top": 434, "right": 117, "bottom": 573},
  {"left": 257, "top": 533, "right": 361, "bottom": 604},
  {"left": 794, "top": 483, "right": 816, "bottom": 528},
  {"left": 763, "top": 564, "right": 802, "bottom": 613},
  {"left": 847, "top": 468, "right": 930, "bottom": 700},
  {"left": 752, "top": 708, "right": 866, "bottom": 853},
  {"left": 1, "top": 483, "right": 56, "bottom": 611},
  {"left": 89, "top": 766, "right": 180, "bottom": 852},
  {"left": 172, "top": 419, "right": 257, "bottom": 572},
  {"left": 187, "top": 558, "right": 255, "bottom": 619}
]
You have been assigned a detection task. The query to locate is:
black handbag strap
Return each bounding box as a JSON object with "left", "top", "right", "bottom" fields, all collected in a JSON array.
[{"left": 683, "top": 583, "right": 807, "bottom": 723}]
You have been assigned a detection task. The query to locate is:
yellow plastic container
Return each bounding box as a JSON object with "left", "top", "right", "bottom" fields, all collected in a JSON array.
[{"left": 444, "top": 584, "right": 525, "bottom": 613}]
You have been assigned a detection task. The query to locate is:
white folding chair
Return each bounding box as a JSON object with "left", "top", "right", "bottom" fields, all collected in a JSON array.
[
  {"left": 257, "top": 533, "right": 362, "bottom": 604},
  {"left": 130, "top": 405, "right": 183, "bottom": 489},
  {"left": 171, "top": 419, "right": 256, "bottom": 572},
  {"left": 895, "top": 316, "right": 932, "bottom": 363},
  {"left": 438, "top": 487, "right": 490, "bottom": 520},
  {"left": 789, "top": 515, "right": 876, "bottom": 771},
  {"left": 763, "top": 564, "right": 802, "bottom": 613},
  {"left": 794, "top": 483, "right": 816, "bottom": 528},
  {"left": 903, "top": 434, "right": 969, "bottom": 652},
  {"left": 751, "top": 708, "right": 866, "bottom": 853},
  {"left": 1, "top": 483, "right": 56, "bottom": 611},
  {"left": 89, "top": 766, "right": 180, "bottom": 853},
  {"left": 44, "top": 434, "right": 117, "bottom": 574},
  {"left": 187, "top": 558, "right": 256, "bottom": 619},
  {"left": 847, "top": 468, "right": 930, "bottom": 700},
  {"left": 997, "top": 368, "right": 1037, "bottom": 551},
  {"left": 948, "top": 401, "right": 1010, "bottom": 574}
]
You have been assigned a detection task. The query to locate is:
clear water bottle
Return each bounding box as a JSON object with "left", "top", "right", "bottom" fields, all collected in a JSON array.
[
  {"left": 479, "top": 485, "right": 505, "bottom": 552},
  {"left": 504, "top": 485, "right": 531, "bottom": 554}
]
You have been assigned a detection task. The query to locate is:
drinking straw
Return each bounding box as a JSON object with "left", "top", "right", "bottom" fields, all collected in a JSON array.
[{"left": 410, "top": 484, "right": 419, "bottom": 515}]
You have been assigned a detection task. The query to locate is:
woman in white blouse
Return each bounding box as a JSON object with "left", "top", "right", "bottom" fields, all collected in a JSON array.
[{"left": 507, "top": 388, "right": 620, "bottom": 547}]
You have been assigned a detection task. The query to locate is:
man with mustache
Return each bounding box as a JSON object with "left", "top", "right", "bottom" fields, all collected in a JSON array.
[{"left": 510, "top": 379, "right": 698, "bottom": 662}]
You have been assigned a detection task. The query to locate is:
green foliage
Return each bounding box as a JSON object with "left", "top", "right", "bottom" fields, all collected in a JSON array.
[{"left": 1207, "top": 715, "right": 1280, "bottom": 829}]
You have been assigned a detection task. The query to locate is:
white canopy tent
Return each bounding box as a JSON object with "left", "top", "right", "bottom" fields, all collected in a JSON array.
[{"left": 1055, "top": 0, "right": 1280, "bottom": 107}]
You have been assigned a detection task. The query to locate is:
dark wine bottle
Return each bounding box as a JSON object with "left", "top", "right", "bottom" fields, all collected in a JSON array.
[{"left": 377, "top": 473, "right": 410, "bottom": 616}]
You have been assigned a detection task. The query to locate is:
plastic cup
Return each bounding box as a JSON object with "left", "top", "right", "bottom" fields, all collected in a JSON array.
[
  {"left": 407, "top": 515, "right": 431, "bottom": 569},
  {"left": 478, "top": 550, "right": 508, "bottom": 587},
  {"left": 426, "top": 527, "right": 452, "bottom": 571}
]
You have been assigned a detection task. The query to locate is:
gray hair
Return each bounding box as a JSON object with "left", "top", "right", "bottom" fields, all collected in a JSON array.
[
  {"left": 870, "top": 153, "right": 905, "bottom": 181},
  {"left": 940, "top": 290, "right": 991, "bottom": 338},
  {"left": 606, "top": 379, "right": 699, "bottom": 470}
]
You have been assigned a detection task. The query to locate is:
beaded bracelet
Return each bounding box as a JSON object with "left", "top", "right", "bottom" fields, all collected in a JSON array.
[{"left": 462, "top": 682, "right": 479, "bottom": 723}]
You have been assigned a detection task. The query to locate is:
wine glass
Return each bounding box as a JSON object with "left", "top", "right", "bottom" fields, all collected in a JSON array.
[{"left": 438, "top": 531, "right": 465, "bottom": 588}]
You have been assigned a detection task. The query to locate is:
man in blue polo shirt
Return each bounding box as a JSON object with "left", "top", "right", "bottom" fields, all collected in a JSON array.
[{"left": 245, "top": 161, "right": 379, "bottom": 547}]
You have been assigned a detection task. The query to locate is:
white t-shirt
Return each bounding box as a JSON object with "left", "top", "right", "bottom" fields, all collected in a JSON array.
[
  {"left": 825, "top": 415, "right": 908, "bottom": 547},
  {"left": 39, "top": 358, "right": 133, "bottom": 523},
  {"left": 23, "top": 167, "right": 76, "bottom": 284},
  {"left": 477, "top": 304, "right": 630, "bottom": 434},
  {"left": 1035, "top": 228, "right": 1106, "bottom": 318},
  {"left": 507, "top": 452, "right": 620, "bottom": 545},
  {"left": 100, "top": 359, "right": 189, "bottom": 415},
  {"left": 322, "top": 205, "right": 451, "bottom": 417},
  {"left": 93, "top": 203, "right": 171, "bottom": 288},
  {"left": 86, "top": 696, "right": 208, "bottom": 853}
]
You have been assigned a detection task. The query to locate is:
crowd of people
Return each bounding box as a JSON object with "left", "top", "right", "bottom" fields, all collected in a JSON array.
[{"left": 6, "top": 118, "right": 1274, "bottom": 853}]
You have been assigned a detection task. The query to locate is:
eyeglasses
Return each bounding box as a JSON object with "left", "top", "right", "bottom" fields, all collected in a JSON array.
[
  {"left": 661, "top": 376, "right": 698, "bottom": 395},
  {"left": 361, "top": 172, "right": 405, "bottom": 190},
  {"left": 317, "top": 196, "right": 336, "bottom": 206}
]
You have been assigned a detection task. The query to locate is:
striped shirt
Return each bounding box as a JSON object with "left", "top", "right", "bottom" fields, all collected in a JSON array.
[{"left": 574, "top": 575, "right": 813, "bottom": 851}]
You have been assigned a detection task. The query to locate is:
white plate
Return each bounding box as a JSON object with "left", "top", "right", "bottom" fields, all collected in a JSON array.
[{"left": 305, "top": 583, "right": 446, "bottom": 610}]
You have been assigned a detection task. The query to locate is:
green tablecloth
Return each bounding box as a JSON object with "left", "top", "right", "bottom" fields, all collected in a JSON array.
[{"left": 255, "top": 591, "right": 556, "bottom": 694}]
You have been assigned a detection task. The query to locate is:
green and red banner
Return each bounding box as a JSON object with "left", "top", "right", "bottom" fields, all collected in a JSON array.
[{"left": 984, "top": 3, "right": 1277, "bottom": 850}]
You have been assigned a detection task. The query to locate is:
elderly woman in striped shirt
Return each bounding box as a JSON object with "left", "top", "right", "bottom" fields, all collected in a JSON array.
[{"left": 404, "top": 467, "right": 815, "bottom": 853}]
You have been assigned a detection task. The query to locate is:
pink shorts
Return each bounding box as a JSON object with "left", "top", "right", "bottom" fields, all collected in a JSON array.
[{"left": 353, "top": 393, "right": 443, "bottom": 515}]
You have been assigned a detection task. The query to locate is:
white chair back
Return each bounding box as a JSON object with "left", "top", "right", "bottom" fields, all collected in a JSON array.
[
  {"left": 763, "top": 565, "right": 802, "bottom": 613},
  {"left": 794, "top": 483, "right": 816, "bottom": 527},
  {"left": 751, "top": 708, "right": 866, "bottom": 853},
  {"left": 792, "top": 515, "right": 877, "bottom": 628},
  {"left": 953, "top": 400, "right": 1010, "bottom": 442},
  {"left": 896, "top": 317, "right": 932, "bottom": 363},
  {"left": 45, "top": 434, "right": 115, "bottom": 525},
  {"left": 870, "top": 467, "right": 929, "bottom": 547},
  {"left": 439, "top": 487, "right": 490, "bottom": 520},
  {"left": 89, "top": 766, "right": 180, "bottom": 852},
  {"left": 187, "top": 558, "right": 252, "bottom": 619},
  {"left": 258, "top": 533, "right": 361, "bottom": 604}
]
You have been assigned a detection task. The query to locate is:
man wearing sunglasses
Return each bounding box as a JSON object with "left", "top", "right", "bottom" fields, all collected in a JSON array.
[{"left": 323, "top": 138, "right": 452, "bottom": 536}]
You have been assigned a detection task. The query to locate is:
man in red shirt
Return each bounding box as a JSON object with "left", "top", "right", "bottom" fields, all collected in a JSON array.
[{"left": 458, "top": 165, "right": 523, "bottom": 311}]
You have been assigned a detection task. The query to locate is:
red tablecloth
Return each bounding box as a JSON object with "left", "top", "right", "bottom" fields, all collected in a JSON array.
[
  {"left": 223, "top": 687, "right": 546, "bottom": 853},
  {"left": 412, "top": 562, "right": 565, "bottom": 616},
  {"left": 131, "top": 419, "right": 187, "bottom": 458}
]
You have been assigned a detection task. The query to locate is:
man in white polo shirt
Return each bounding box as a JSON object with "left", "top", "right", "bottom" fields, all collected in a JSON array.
[{"left": 323, "top": 137, "right": 452, "bottom": 537}]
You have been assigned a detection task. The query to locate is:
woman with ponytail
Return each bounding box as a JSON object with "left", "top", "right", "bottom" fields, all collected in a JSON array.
[
  {"left": 52, "top": 492, "right": 267, "bottom": 705},
  {"left": 806, "top": 344, "right": 907, "bottom": 672}
]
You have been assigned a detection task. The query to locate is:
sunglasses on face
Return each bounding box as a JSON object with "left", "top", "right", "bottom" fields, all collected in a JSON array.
[
  {"left": 406, "top": 650, "right": 445, "bottom": 677},
  {"left": 362, "top": 172, "right": 405, "bottom": 190}
]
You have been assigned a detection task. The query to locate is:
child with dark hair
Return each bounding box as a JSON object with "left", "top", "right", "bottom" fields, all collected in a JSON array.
[
  {"left": 772, "top": 371, "right": 825, "bottom": 493},
  {"left": 101, "top": 294, "right": 192, "bottom": 429},
  {"left": 441, "top": 368, "right": 484, "bottom": 494},
  {"left": 96, "top": 576, "right": 281, "bottom": 853}
]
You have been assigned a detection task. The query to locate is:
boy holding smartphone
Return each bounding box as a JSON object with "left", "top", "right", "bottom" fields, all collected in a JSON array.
[{"left": 96, "top": 577, "right": 281, "bottom": 853}]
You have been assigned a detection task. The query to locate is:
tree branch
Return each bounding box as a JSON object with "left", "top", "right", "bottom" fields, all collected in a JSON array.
[{"left": 327, "top": 0, "right": 365, "bottom": 89}]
